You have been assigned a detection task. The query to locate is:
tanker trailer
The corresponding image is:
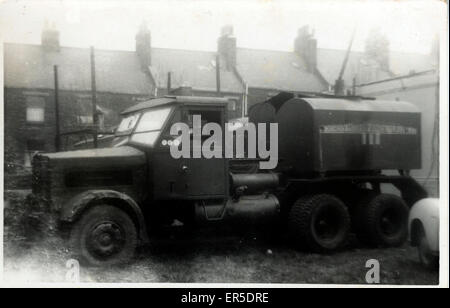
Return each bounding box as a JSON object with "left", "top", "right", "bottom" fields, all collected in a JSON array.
[{"left": 249, "top": 92, "right": 428, "bottom": 252}]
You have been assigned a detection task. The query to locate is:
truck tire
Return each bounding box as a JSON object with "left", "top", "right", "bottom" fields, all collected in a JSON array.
[
  {"left": 355, "top": 194, "right": 409, "bottom": 247},
  {"left": 70, "top": 204, "right": 138, "bottom": 267},
  {"left": 350, "top": 190, "right": 377, "bottom": 233},
  {"left": 288, "top": 194, "right": 350, "bottom": 253}
]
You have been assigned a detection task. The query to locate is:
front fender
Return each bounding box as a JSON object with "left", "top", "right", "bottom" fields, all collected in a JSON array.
[
  {"left": 60, "top": 190, "right": 149, "bottom": 244},
  {"left": 409, "top": 198, "right": 440, "bottom": 252}
]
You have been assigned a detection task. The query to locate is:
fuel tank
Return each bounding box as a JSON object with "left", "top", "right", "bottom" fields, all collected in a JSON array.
[
  {"left": 230, "top": 172, "right": 279, "bottom": 194},
  {"left": 195, "top": 194, "right": 280, "bottom": 225}
]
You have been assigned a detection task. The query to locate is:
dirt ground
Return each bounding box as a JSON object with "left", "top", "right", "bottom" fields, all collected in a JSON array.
[
  {"left": 3, "top": 228, "right": 439, "bottom": 285},
  {"left": 2, "top": 190, "right": 439, "bottom": 285}
]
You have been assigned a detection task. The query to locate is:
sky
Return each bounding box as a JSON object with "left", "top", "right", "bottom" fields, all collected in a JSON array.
[{"left": 0, "top": 0, "right": 447, "bottom": 54}]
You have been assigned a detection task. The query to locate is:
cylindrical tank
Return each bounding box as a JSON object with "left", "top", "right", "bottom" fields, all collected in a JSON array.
[
  {"left": 195, "top": 194, "right": 280, "bottom": 225},
  {"left": 250, "top": 95, "right": 421, "bottom": 175},
  {"left": 225, "top": 194, "right": 280, "bottom": 224},
  {"left": 231, "top": 172, "right": 279, "bottom": 194}
]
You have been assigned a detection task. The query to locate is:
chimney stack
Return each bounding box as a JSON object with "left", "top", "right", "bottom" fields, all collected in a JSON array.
[
  {"left": 294, "top": 26, "right": 317, "bottom": 72},
  {"left": 218, "top": 25, "right": 237, "bottom": 70},
  {"left": 430, "top": 34, "right": 440, "bottom": 68},
  {"left": 135, "top": 22, "right": 151, "bottom": 68},
  {"left": 41, "top": 21, "right": 60, "bottom": 52}
]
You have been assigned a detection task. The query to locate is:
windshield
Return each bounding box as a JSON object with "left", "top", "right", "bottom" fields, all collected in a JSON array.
[
  {"left": 134, "top": 107, "right": 172, "bottom": 132},
  {"left": 130, "top": 107, "right": 172, "bottom": 147},
  {"left": 116, "top": 113, "right": 140, "bottom": 134}
]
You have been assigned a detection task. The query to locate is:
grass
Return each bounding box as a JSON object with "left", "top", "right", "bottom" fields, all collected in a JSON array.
[
  {"left": 3, "top": 189, "right": 439, "bottom": 285},
  {"left": 3, "top": 229, "right": 439, "bottom": 285}
]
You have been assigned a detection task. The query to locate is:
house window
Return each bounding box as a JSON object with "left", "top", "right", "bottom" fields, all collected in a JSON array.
[
  {"left": 78, "top": 115, "right": 94, "bottom": 124},
  {"left": 223, "top": 96, "right": 241, "bottom": 119},
  {"left": 223, "top": 96, "right": 240, "bottom": 112},
  {"left": 227, "top": 99, "right": 237, "bottom": 111},
  {"left": 24, "top": 140, "right": 45, "bottom": 167},
  {"left": 26, "top": 96, "right": 45, "bottom": 123},
  {"left": 76, "top": 96, "right": 94, "bottom": 125}
]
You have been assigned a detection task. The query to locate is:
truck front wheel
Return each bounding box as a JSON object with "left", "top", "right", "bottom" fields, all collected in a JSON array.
[
  {"left": 288, "top": 194, "right": 350, "bottom": 253},
  {"left": 355, "top": 194, "right": 409, "bottom": 247},
  {"left": 70, "top": 204, "right": 138, "bottom": 267}
]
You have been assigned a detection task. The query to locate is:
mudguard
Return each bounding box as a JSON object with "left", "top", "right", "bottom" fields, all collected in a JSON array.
[
  {"left": 60, "top": 190, "right": 149, "bottom": 244},
  {"left": 409, "top": 198, "right": 440, "bottom": 253}
]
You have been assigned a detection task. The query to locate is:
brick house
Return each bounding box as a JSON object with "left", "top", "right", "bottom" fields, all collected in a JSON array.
[
  {"left": 148, "top": 46, "right": 245, "bottom": 119},
  {"left": 2, "top": 23, "right": 334, "bottom": 180},
  {"left": 217, "top": 25, "right": 328, "bottom": 110},
  {"left": 143, "top": 24, "right": 328, "bottom": 116},
  {"left": 4, "top": 22, "right": 439, "bottom": 193},
  {"left": 4, "top": 24, "right": 154, "bottom": 173}
]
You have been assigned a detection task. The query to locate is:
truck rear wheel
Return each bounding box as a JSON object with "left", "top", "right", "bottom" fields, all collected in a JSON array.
[
  {"left": 288, "top": 194, "right": 350, "bottom": 253},
  {"left": 355, "top": 194, "right": 409, "bottom": 247},
  {"left": 70, "top": 204, "right": 138, "bottom": 267}
]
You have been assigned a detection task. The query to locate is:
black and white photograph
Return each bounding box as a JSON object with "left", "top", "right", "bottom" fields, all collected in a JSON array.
[{"left": 0, "top": 0, "right": 448, "bottom": 290}]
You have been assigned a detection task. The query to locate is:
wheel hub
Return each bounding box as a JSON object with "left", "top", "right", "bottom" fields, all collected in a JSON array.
[
  {"left": 87, "top": 222, "right": 126, "bottom": 259},
  {"left": 99, "top": 234, "right": 112, "bottom": 246},
  {"left": 380, "top": 208, "right": 402, "bottom": 237},
  {"left": 315, "top": 206, "right": 340, "bottom": 240}
]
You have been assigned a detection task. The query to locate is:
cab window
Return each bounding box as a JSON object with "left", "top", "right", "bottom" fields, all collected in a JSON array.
[
  {"left": 130, "top": 107, "right": 172, "bottom": 147},
  {"left": 116, "top": 113, "right": 140, "bottom": 134},
  {"left": 187, "top": 109, "right": 222, "bottom": 133},
  {"left": 185, "top": 108, "right": 223, "bottom": 153}
]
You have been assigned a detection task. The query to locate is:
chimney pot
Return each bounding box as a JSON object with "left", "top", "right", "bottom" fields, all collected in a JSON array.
[
  {"left": 221, "top": 25, "right": 234, "bottom": 37},
  {"left": 41, "top": 21, "right": 60, "bottom": 52}
]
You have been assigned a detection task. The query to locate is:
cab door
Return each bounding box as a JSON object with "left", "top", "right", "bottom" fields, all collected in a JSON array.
[
  {"left": 181, "top": 106, "right": 228, "bottom": 198},
  {"left": 153, "top": 105, "right": 228, "bottom": 200}
]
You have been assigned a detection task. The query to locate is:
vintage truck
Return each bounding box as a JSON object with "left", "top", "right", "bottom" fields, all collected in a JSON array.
[{"left": 27, "top": 93, "right": 428, "bottom": 266}]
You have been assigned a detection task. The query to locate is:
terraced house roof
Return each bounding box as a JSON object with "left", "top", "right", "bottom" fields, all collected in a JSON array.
[
  {"left": 236, "top": 48, "right": 326, "bottom": 92},
  {"left": 148, "top": 47, "right": 244, "bottom": 93},
  {"left": 4, "top": 43, "right": 154, "bottom": 95}
]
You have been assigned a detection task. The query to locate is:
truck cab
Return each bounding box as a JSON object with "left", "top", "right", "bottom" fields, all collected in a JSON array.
[{"left": 114, "top": 96, "right": 229, "bottom": 200}]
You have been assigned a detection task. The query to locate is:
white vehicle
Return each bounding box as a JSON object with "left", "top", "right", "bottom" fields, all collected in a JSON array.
[{"left": 409, "top": 198, "right": 440, "bottom": 270}]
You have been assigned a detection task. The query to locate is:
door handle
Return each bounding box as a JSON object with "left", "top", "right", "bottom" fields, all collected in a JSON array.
[{"left": 182, "top": 165, "right": 189, "bottom": 173}]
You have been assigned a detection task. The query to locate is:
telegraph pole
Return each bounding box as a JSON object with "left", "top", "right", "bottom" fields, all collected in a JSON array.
[
  {"left": 53, "top": 65, "right": 61, "bottom": 151},
  {"left": 90, "top": 46, "right": 98, "bottom": 148},
  {"left": 216, "top": 54, "right": 221, "bottom": 95},
  {"left": 167, "top": 72, "right": 172, "bottom": 94}
]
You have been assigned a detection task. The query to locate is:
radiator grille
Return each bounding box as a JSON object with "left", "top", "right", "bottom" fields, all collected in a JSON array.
[{"left": 31, "top": 155, "right": 51, "bottom": 200}]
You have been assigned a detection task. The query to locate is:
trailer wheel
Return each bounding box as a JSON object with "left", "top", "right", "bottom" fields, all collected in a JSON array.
[
  {"left": 70, "top": 204, "right": 138, "bottom": 267},
  {"left": 288, "top": 194, "right": 350, "bottom": 253},
  {"left": 356, "top": 194, "right": 409, "bottom": 247}
]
